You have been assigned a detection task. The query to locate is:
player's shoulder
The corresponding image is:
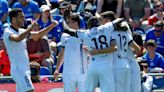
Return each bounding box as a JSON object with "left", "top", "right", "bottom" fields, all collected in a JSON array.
[
  {"left": 77, "top": 29, "right": 88, "bottom": 33},
  {"left": 61, "top": 33, "right": 70, "bottom": 38},
  {"left": 4, "top": 27, "right": 15, "bottom": 33}
]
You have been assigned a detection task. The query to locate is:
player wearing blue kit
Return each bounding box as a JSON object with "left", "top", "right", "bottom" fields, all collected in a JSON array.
[{"left": 3, "top": 8, "right": 58, "bottom": 92}]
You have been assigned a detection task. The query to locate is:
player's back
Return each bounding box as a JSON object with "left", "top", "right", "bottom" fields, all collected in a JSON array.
[
  {"left": 59, "top": 33, "right": 85, "bottom": 75},
  {"left": 111, "top": 31, "right": 133, "bottom": 68},
  {"left": 78, "top": 23, "right": 114, "bottom": 63}
]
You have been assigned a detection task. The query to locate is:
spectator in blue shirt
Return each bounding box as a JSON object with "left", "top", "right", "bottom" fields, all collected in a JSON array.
[
  {"left": 13, "top": 0, "right": 40, "bottom": 20},
  {"left": 143, "top": 39, "right": 164, "bottom": 72},
  {"left": 0, "top": 0, "right": 9, "bottom": 38},
  {"left": 0, "top": 0, "right": 8, "bottom": 23},
  {"left": 8, "top": 0, "right": 16, "bottom": 8},
  {"left": 51, "top": 1, "right": 86, "bottom": 29},
  {"left": 37, "top": 5, "right": 63, "bottom": 43},
  {"left": 145, "top": 20, "right": 164, "bottom": 56}
]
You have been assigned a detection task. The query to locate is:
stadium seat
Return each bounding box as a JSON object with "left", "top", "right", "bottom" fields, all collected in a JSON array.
[
  {"left": 153, "top": 76, "right": 164, "bottom": 89},
  {"left": 40, "top": 67, "right": 51, "bottom": 75}
]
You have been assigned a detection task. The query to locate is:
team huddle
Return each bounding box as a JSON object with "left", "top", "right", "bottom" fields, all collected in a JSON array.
[
  {"left": 3, "top": 8, "right": 141, "bottom": 92},
  {"left": 54, "top": 11, "right": 142, "bottom": 92}
]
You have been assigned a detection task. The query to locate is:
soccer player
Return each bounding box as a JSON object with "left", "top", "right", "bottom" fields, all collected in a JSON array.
[
  {"left": 100, "top": 11, "right": 142, "bottom": 92},
  {"left": 128, "top": 35, "right": 142, "bottom": 92},
  {"left": 111, "top": 25, "right": 141, "bottom": 92},
  {"left": 3, "top": 8, "right": 58, "bottom": 92},
  {"left": 53, "top": 13, "right": 88, "bottom": 92},
  {"left": 63, "top": 15, "right": 127, "bottom": 92},
  {"left": 78, "top": 17, "right": 117, "bottom": 92},
  {"left": 90, "top": 11, "right": 141, "bottom": 92}
]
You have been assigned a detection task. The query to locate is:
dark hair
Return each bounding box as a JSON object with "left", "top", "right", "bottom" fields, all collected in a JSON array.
[
  {"left": 87, "top": 16, "right": 100, "bottom": 29},
  {"left": 68, "top": 13, "right": 81, "bottom": 26},
  {"left": 9, "top": 8, "right": 23, "bottom": 22},
  {"left": 100, "top": 11, "right": 116, "bottom": 21}
]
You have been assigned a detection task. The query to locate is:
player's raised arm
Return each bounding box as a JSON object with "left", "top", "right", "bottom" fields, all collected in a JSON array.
[
  {"left": 9, "top": 21, "right": 38, "bottom": 42},
  {"left": 29, "top": 20, "right": 58, "bottom": 40}
]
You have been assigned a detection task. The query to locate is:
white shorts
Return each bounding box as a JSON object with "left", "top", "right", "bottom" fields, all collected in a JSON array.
[
  {"left": 63, "top": 74, "right": 85, "bottom": 92},
  {"left": 113, "top": 59, "right": 131, "bottom": 92},
  {"left": 114, "top": 67, "right": 130, "bottom": 92},
  {"left": 85, "top": 61, "right": 115, "bottom": 92},
  {"left": 11, "top": 69, "right": 34, "bottom": 92},
  {"left": 130, "top": 60, "right": 141, "bottom": 92}
]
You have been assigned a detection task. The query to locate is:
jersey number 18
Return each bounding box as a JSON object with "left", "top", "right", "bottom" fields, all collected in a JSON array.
[{"left": 91, "top": 35, "right": 109, "bottom": 49}]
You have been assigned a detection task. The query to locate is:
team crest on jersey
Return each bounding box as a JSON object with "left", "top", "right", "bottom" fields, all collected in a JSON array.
[
  {"left": 28, "top": 8, "right": 32, "bottom": 12},
  {"left": 150, "top": 61, "right": 154, "bottom": 67}
]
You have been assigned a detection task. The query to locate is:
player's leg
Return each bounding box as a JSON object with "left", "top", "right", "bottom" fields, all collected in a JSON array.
[
  {"left": 114, "top": 68, "right": 126, "bottom": 92},
  {"left": 26, "top": 89, "right": 34, "bottom": 92},
  {"left": 130, "top": 60, "right": 141, "bottom": 92},
  {"left": 85, "top": 63, "right": 99, "bottom": 92},
  {"left": 63, "top": 74, "right": 77, "bottom": 92},
  {"left": 77, "top": 74, "right": 86, "bottom": 92},
  {"left": 11, "top": 70, "right": 34, "bottom": 92},
  {"left": 12, "top": 73, "right": 23, "bottom": 92},
  {"left": 123, "top": 67, "right": 131, "bottom": 92},
  {"left": 99, "top": 63, "right": 115, "bottom": 92},
  {"left": 15, "top": 83, "right": 21, "bottom": 92}
]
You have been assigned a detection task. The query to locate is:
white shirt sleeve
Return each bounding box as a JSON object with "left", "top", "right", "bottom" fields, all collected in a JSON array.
[
  {"left": 76, "top": 29, "right": 88, "bottom": 40},
  {"left": 3, "top": 28, "right": 13, "bottom": 40},
  {"left": 126, "top": 31, "right": 133, "bottom": 44},
  {"left": 57, "top": 33, "right": 70, "bottom": 47}
]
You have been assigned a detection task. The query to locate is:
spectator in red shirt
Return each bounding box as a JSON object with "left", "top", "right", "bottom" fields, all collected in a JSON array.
[
  {"left": 148, "top": 1, "right": 163, "bottom": 26},
  {"left": 0, "top": 39, "right": 10, "bottom": 76}
]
